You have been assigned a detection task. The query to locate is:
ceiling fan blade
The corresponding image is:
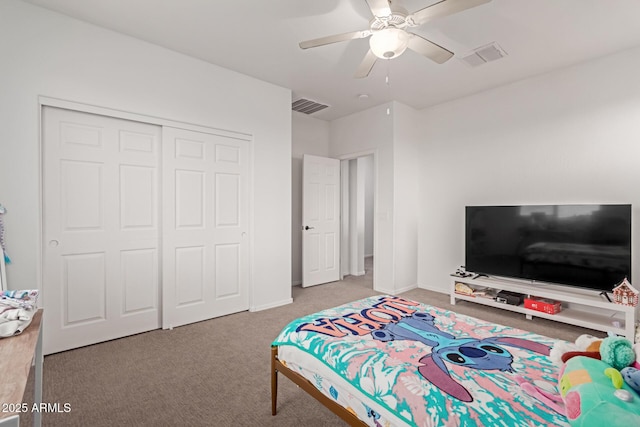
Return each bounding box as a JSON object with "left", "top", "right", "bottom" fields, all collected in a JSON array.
[
  {"left": 299, "top": 30, "right": 372, "bottom": 49},
  {"left": 408, "top": 0, "right": 491, "bottom": 26},
  {"left": 354, "top": 49, "right": 377, "bottom": 78},
  {"left": 364, "top": 0, "right": 392, "bottom": 17},
  {"left": 407, "top": 33, "right": 454, "bottom": 64}
]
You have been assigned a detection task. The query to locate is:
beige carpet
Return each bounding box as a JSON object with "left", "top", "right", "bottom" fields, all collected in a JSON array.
[{"left": 20, "top": 261, "right": 600, "bottom": 426}]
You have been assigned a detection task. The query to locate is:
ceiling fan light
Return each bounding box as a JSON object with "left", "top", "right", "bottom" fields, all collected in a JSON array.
[{"left": 369, "top": 28, "right": 409, "bottom": 59}]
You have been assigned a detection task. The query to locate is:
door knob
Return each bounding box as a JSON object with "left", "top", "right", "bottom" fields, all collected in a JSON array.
[{"left": 304, "top": 226, "right": 315, "bottom": 230}]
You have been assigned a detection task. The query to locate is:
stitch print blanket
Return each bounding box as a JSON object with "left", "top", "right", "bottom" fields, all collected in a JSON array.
[{"left": 272, "top": 295, "right": 569, "bottom": 427}]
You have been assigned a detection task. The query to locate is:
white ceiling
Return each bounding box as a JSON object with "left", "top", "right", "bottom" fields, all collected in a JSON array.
[{"left": 23, "top": 0, "right": 640, "bottom": 121}]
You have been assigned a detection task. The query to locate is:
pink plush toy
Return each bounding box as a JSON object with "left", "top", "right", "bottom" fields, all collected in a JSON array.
[{"left": 633, "top": 342, "right": 640, "bottom": 369}]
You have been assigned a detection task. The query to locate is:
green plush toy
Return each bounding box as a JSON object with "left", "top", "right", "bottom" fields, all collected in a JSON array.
[
  {"left": 560, "top": 356, "right": 640, "bottom": 426},
  {"left": 599, "top": 335, "right": 636, "bottom": 370}
]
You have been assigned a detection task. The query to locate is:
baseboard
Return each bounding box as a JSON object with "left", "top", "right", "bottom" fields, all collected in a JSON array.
[
  {"left": 375, "top": 283, "right": 418, "bottom": 295},
  {"left": 416, "top": 283, "right": 448, "bottom": 295},
  {"left": 395, "top": 283, "right": 418, "bottom": 294},
  {"left": 375, "top": 285, "right": 394, "bottom": 294},
  {"left": 250, "top": 297, "right": 293, "bottom": 312}
]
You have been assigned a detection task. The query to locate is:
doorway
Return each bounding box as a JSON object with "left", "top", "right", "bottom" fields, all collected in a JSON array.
[{"left": 340, "top": 154, "right": 374, "bottom": 287}]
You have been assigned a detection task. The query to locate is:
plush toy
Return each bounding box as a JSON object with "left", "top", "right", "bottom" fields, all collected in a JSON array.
[
  {"left": 520, "top": 356, "right": 640, "bottom": 426},
  {"left": 561, "top": 337, "right": 603, "bottom": 363},
  {"left": 550, "top": 334, "right": 602, "bottom": 365},
  {"left": 600, "top": 335, "right": 636, "bottom": 371},
  {"left": 634, "top": 342, "right": 640, "bottom": 369},
  {"left": 523, "top": 334, "right": 639, "bottom": 425},
  {"left": 621, "top": 367, "right": 640, "bottom": 394},
  {"left": 559, "top": 356, "right": 640, "bottom": 425}
]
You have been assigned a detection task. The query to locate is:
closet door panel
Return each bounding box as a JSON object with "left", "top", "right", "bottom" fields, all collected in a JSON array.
[
  {"left": 163, "top": 127, "right": 250, "bottom": 329},
  {"left": 42, "top": 106, "right": 161, "bottom": 354},
  {"left": 121, "top": 248, "right": 158, "bottom": 314},
  {"left": 174, "top": 246, "right": 206, "bottom": 306},
  {"left": 63, "top": 252, "right": 106, "bottom": 325}
]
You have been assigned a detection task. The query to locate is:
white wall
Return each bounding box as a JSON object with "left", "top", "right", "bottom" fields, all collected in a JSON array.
[
  {"left": 417, "top": 46, "right": 640, "bottom": 293},
  {"left": 392, "top": 103, "right": 421, "bottom": 293},
  {"left": 0, "top": 0, "right": 292, "bottom": 310},
  {"left": 291, "top": 112, "right": 330, "bottom": 284}
]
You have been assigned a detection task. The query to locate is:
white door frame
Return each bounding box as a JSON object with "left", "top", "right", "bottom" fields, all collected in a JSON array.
[
  {"left": 37, "top": 97, "right": 254, "bottom": 333},
  {"left": 338, "top": 149, "right": 378, "bottom": 290}
]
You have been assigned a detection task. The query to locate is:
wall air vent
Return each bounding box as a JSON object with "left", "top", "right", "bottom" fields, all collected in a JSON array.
[
  {"left": 292, "top": 98, "right": 329, "bottom": 115},
  {"left": 460, "top": 42, "right": 507, "bottom": 67}
]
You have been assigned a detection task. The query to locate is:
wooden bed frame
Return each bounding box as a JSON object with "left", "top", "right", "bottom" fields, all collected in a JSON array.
[{"left": 271, "top": 346, "right": 368, "bottom": 426}]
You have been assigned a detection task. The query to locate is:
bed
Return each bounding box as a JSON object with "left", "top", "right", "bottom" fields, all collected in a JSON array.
[{"left": 271, "top": 295, "right": 569, "bottom": 426}]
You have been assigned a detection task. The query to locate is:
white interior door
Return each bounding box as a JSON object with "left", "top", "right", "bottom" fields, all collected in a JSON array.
[
  {"left": 42, "top": 107, "right": 161, "bottom": 354},
  {"left": 162, "top": 127, "right": 249, "bottom": 329},
  {"left": 302, "top": 154, "right": 340, "bottom": 287}
]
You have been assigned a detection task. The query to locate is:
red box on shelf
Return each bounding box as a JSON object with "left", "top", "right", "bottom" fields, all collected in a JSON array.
[{"left": 524, "top": 296, "right": 562, "bottom": 314}]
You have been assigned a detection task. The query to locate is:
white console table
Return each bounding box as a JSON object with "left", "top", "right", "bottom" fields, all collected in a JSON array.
[{"left": 451, "top": 275, "right": 637, "bottom": 342}]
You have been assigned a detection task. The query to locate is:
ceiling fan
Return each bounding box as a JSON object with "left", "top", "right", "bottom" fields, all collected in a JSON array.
[{"left": 299, "top": 0, "right": 491, "bottom": 78}]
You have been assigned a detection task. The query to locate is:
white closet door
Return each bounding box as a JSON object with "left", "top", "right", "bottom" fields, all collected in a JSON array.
[
  {"left": 162, "top": 127, "right": 249, "bottom": 329},
  {"left": 42, "top": 107, "right": 161, "bottom": 354}
]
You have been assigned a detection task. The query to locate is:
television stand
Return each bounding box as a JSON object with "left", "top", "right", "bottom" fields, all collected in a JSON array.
[{"left": 451, "top": 275, "right": 637, "bottom": 342}]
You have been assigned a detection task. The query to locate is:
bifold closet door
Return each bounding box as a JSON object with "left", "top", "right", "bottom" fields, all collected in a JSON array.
[
  {"left": 162, "top": 127, "right": 250, "bottom": 329},
  {"left": 42, "top": 107, "right": 161, "bottom": 354}
]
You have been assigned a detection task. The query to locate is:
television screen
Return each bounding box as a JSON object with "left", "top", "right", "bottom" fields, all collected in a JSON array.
[{"left": 465, "top": 204, "right": 631, "bottom": 291}]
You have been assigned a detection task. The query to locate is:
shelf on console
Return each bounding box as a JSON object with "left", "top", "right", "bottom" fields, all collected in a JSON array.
[
  {"left": 451, "top": 275, "right": 637, "bottom": 341},
  {"left": 452, "top": 293, "right": 628, "bottom": 337}
]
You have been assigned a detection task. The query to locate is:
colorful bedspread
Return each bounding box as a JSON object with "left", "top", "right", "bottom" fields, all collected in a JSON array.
[{"left": 272, "top": 295, "right": 569, "bottom": 427}]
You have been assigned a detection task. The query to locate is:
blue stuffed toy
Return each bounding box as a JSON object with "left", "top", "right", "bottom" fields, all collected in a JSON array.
[{"left": 621, "top": 367, "right": 640, "bottom": 394}]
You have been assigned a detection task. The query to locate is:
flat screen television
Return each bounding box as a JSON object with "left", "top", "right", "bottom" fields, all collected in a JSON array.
[{"left": 465, "top": 204, "right": 631, "bottom": 292}]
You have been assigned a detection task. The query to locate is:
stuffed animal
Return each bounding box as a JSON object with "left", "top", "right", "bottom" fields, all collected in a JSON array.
[
  {"left": 520, "top": 334, "right": 640, "bottom": 427},
  {"left": 559, "top": 356, "right": 640, "bottom": 425},
  {"left": 594, "top": 335, "right": 638, "bottom": 393},
  {"left": 600, "top": 335, "right": 636, "bottom": 371},
  {"left": 621, "top": 367, "right": 640, "bottom": 394},
  {"left": 550, "top": 334, "right": 602, "bottom": 365},
  {"left": 634, "top": 342, "right": 640, "bottom": 369}
]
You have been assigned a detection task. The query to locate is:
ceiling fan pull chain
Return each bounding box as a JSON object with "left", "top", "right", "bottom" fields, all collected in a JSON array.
[{"left": 385, "top": 57, "right": 391, "bottom": 86}]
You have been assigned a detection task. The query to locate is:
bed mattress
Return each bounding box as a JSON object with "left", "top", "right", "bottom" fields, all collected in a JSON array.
[{"left": 272, "top": 295, "right": 569, "bottom": 426}]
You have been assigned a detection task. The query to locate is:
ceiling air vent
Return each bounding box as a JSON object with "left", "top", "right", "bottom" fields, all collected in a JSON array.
[
  {"left": 292, "top": 98, "right": 329, "bottom": 115},
  {"left": 460, "top": 42, "right": 507, "bottom": 67}
]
